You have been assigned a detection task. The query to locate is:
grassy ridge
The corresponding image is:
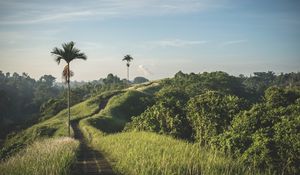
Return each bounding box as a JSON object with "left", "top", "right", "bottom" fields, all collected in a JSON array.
[
  {"left": 128, "top": 81, "right": 162, "bottom": 95},
  {"left": 0, "top": 137, "right": 79, "bottom": 175},
  {"left": 84, "top": 90, "right": 154, "bottom": 133},
  {"left": 99, "top": 90, "right": 153, "bottom": 120},
  {"left": 0, "top": 90, "right": 120, "bottom": 160},
  {"left": 80, "top": 120, "right": 260, "bottom": 175}
]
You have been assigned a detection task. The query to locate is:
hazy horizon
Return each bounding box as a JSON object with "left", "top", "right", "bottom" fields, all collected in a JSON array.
[{"left": 1, "top": 0, "right": 299, "bottom": 82}]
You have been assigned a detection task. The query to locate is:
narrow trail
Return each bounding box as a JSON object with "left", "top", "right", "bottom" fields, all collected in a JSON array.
[{"left": 70, "top": 99, "right": 116, "bottom": 175}]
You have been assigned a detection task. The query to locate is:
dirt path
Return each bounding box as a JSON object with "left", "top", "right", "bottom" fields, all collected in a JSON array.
[
  {"left": 70, "top": 98, "right": 116, "bottom": 175},
  {"left": 70, "top": 121, "right": 115, "bottom": 175}
]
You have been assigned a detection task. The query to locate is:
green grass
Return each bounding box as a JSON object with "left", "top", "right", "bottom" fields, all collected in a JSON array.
[
  {"left": 128, "top": 81, "right": 162, "bottom": 95},
  {"left": 0, "top": 137, "right": 79, "bottom": 175},
  {"left": 80, "top": 118, "right": 261, "bottom": 175},
  {"left": 80, "top": 89, "right": 154, "bottom": 137},
  {"left": 0, "top": 90, "right": 121, "bottom": 160},
  {"left": 99, "top": 90, "right": 153, "bottom": 121}
]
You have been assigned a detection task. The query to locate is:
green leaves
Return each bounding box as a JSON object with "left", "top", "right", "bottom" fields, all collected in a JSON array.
[
  {"left": 122, "top": 54, "right": 133, "bottom": 63},
  {"left": 51, "top": 41, "right": 87, "bottom": 64},
  {"left": 218, "top": 89, "right": 300, "bottom": 174},
  {"left": 187, "top": 91, "right": 246, "bottom": 145}
]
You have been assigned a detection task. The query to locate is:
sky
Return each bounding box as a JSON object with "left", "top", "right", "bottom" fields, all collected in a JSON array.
[{"left": 0, "top": 0, "right": 299, "bottom": 82}]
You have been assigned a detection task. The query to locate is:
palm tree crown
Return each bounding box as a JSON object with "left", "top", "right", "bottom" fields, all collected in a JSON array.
[
  {"left": 51, "top": 41, "right": 87, "bottom": 64},
  {"left": 122, "top": 54, "right": 133, "bottom": 67}
]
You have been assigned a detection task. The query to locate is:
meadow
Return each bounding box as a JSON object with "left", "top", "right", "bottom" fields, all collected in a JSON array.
[
  {"left": 80, "top": 118, "right": 261, "bottom": 175},
  {"left": 0, "top": 137, "right": 79, "bottom": 175}
]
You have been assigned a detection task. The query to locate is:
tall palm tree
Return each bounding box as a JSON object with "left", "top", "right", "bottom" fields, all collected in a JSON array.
[
  {"left": 122, "top": 54, "right": 133, "bottom": 83},
  {"left": 51, "top": 41, "right": 87, "bottom": 137}
]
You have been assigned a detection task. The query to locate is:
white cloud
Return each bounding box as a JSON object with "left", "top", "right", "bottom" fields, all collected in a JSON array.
[
  {"left": 152, "top": 39, "right": 208, "bottom": 47},
  {"left": 2, "top": 11, "right": 94, "bottom": 25},
  {"left": 221, "top": 40, "right": 247, "bottom": 46},
  {"left": 0, "top": 0, "right": 223, "bottom": 25},
  {"left": 138, "top": 64, "right": 153, "bottom": 76}
]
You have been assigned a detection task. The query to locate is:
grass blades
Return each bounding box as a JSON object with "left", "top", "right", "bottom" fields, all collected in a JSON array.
[
  {"left": 80, "top": 118, "right": 260, "bottom": 175},
  {"left": 0, "top": 137, "right": 79, "bottom": 175}
]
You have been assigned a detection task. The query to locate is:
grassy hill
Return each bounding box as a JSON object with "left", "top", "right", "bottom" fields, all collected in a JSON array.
[
  {"left": 0, "top": 90, "right": 120, "bottom": 160},
  {"left": 1, "top": 74, "right": 298, "bottom": 175}
]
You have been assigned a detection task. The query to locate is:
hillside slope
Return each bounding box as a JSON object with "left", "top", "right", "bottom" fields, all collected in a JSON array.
[{"left": 0, "top": 90, "right": 121, "bottom": 160}]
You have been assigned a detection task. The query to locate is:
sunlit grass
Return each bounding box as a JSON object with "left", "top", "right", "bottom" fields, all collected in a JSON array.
[
  {"left": 0, "top": 137, "right": 79, "bottom": 175},
  {"left": 127, "top": 81, "right": 162, "bottom": 95},
  {"left": 80, "top": 118, "right": 261, "bottom": 175}
]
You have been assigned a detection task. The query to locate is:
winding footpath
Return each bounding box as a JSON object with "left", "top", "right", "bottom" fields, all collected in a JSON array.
[{"left": 71, "top": 99, "right": 116, "bottom": 175}]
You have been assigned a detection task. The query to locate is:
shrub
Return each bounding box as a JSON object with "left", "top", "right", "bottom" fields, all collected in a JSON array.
[{"left": 187, "top": 91, "right": 246, "bottom": 145}]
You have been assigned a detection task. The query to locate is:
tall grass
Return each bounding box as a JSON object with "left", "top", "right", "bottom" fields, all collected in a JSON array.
[
  {"left": 0, "top": 137, "right": 79, "bottom": 175},
  {"left": 80, "top": 119, "right": 261, "bottom": 175}
]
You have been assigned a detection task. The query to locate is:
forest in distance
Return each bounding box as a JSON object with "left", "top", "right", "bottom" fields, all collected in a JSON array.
[{"left": 0, "top": 70, "right": 299, "bottom": 174}]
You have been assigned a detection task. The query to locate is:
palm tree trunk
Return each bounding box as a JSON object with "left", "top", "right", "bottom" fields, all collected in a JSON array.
[
  {"left": 127, "top": 65, "right": 129, "bottom": 84},
  {"left": 67, "top": 63, "right": 71, "bottom": 137}
]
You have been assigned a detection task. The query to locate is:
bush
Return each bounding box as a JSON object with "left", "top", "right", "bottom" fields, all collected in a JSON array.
[
  {"left": 187, "top": 91, "right": 247, "bottom": 145},
  {"left": 217, "top": 92, "right": 300, "bottom": 174},
  {"left": 125, "top": 88, "right": 192, "bottom": 139}
]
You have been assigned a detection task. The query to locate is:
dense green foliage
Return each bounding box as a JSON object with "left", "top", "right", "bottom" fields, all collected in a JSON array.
[
  {"left": 125, "top": 71, "right": 300, "bottom": 174},
  {"left": 217, "top": 87, "right": 300, "bottom": 174},
  {"left": 125, "top": 88, "right": 191, "bottom": 139},
  {"left": 0, "top": 72, "right": 61, "bottom": 139},
  {"left": 243, "top": 71, "right": 300, "bottom": 96},
  {"left": 186, "top": 91, "right": 247, "bottom": 145},
  {"left": 0, "top": 137, "right": 79, "bottom": 175}
]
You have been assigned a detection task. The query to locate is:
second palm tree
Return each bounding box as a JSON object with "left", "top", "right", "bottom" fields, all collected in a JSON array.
[{"left": 122, "top": 54, "right": 133, "bottom": 84}]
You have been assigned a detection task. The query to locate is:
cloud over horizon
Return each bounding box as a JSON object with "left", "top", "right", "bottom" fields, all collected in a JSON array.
[{"left": 138, "top": 65, "right": 153, "bottom": 76}]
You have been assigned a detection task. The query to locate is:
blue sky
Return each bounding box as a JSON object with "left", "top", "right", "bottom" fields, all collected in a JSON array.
[{"left": 0, "top": 0, "right": 299, "bottom": 81}]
